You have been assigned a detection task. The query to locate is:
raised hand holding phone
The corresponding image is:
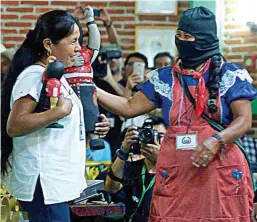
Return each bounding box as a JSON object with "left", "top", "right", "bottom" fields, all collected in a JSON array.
[{"left": 133, "top": 62, "right": 145, "bottom": 82}]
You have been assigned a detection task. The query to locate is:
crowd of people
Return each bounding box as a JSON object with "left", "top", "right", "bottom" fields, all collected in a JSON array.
[{"left": 1, "top": 4, "right": 257, "bottom": 222}]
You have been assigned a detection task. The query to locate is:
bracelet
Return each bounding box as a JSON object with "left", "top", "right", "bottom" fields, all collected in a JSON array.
[
  {"left": 104, "top": 20, "right": 112, "bottom": 29},
  {"left": 212, "top": 133, "right": 225, "bottom": 147},
  {"left": 120, "top": 145, "right": 129, "bottom": 154},
  {"left": 116, "top": 148, "right": 129, "bottom": 161},
  {"left": 107, "top": 167, "right": 123, "bottom": 183}
]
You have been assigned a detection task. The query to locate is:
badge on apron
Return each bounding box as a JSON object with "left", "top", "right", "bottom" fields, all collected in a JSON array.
[{"left": 176, "top": 133, "right": 198, "bottom": 150}]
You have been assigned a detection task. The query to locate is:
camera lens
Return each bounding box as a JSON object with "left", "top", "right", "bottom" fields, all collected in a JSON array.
[
  {"left": 139, "top": 128, "right": 153, "bottom": 143},
  {"left": 142, "top": 131, "right": 151, "bottom": 138}
]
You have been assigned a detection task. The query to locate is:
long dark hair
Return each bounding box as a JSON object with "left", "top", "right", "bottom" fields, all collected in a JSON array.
[{"left": 1, "top": 10, "right": 81, "bottom": 177}]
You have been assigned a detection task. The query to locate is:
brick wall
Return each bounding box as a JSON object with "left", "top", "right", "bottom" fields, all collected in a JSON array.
[
  {"left": 222, "top": 0, "right": 257, "bottom": 137},
  {"left": 223, "top": 0, "right": 257, "bottom": 86},
  {"left": 1, "top": 0, "right": 190, "bottom": 57},
  {"left": 1, "top": 0, "right": 257, "bottom": 136}
]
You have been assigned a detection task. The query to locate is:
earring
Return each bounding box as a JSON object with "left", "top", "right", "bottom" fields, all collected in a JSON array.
[{"left": 47, "top": 50, "right": 52, "bottom": 57}]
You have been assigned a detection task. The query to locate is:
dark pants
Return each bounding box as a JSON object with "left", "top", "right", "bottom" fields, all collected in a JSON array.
[{"left": 19, "top": 178, "right": 70, "bottom": 222}]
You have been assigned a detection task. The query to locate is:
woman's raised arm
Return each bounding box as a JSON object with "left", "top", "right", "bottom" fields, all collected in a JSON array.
[{"left": 96, "top": 87, "right": 156, "bottom": 118}]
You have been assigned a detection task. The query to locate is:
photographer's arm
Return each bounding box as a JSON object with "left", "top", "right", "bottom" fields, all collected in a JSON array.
[
  {"left": 105, "top": 20, "right": 119, "bottom": 45},
  {"left": 98, "top": 8, "right": 120, "bottom": 45},
  {"left": 123, "top": 85, "right": 133, "bottom": 99},
  {"left": 102, "top": 64, "right": 124, "bottom": 96},
  {"left": 96, "top": 87, "right": 156, "bottom": 118},
  {"left": 105, "top": 126, "right": 138, "bottom": 193},
  {"left": 123, "top": 72, "right": 141, "bottom": 98},
  {"left": 105, "top": 158, "right": 126, "bottom": 193},
  {"left": 112, "top": 81, "right": 125, "bottom": 96}
]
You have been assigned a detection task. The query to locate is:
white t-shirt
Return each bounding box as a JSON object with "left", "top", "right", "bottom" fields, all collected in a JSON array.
[{"left": 3, "top": 65, "right": 87, "bottom": 204}]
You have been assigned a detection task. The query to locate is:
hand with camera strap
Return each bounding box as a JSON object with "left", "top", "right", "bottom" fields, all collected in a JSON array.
[
  {"left": 105, "top": 125, "right": 139, "bottom": 193},
  {"left": 122, "top": 125, "right": 139, "bottom": 152}
]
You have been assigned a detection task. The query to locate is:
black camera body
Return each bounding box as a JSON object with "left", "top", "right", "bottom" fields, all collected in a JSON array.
[
  {"left": 93, "top": 9, "right": 101, "bottom": 17},
  {"left": 138, "top": 118, "right": 159, "bottom": 144},
  {"left": 100, "top": 46, "right": 122, "bottom": 60},
  {"left": 92, "top": 45, "right": 122, "bottom": 78}
]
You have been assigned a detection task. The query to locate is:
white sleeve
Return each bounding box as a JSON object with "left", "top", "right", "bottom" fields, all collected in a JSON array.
[
  {"left": 91, "top": 49, "right": 99, "bottom": 64},
  {"left": 11, "top": 69, "right": 43, "bottom": 107},
  {"left": 87, "top": 23, "right": 100, "bottom": 51}
]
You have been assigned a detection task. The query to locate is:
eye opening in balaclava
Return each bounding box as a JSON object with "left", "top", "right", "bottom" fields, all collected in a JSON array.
[
  {"left": 175, "top": 6, "right": 220, "bottom": 68},
  {"left": 175, "top": 30, "right": 196, "bottom": 42}
]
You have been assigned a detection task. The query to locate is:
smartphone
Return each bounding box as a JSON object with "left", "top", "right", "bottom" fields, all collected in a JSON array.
[
  {"left": 133, "top": 62, "right": 145, "bottom": 82},
  {"left": 93, "top": 9, "right": 101, "bottom": 17}
]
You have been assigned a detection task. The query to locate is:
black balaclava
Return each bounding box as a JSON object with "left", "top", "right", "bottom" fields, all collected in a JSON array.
[{"left": 175, "top": 6, "right": 220, "bottom": 68}]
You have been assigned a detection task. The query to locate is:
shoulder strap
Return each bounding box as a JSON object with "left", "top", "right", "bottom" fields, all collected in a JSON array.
[
  {"left": 177, "top": 73, "right": 226, "bottom": 130},
  {"left": 177, "top": 74, "right": 253, "bottom": 175}
]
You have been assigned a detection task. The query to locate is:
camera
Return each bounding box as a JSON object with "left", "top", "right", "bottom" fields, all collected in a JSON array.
[
  {"left": 138, "top": 118, "right": 159, "bottom": 144},
  {"left": 130, "top": 118, "right": 163, "bottom": 154},
  {"left": 93, "top": 9, "right": 101, "bottom": 17},
  {"left": 92, "top": 44, "right": 122, "bottom": 78}
]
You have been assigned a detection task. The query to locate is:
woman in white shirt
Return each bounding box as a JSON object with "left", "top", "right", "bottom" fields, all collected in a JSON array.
[{"left": 1, "top": 9, "right": 109, "bottom": 222}]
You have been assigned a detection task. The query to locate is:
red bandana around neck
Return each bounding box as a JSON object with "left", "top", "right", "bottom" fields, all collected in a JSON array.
[{"left": 173, "top": 59, "right": 211, "bottom": 118}]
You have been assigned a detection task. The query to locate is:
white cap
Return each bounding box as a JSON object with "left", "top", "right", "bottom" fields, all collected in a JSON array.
[{"left": 1, "top": 44, "right": 16, "bottom": 60}]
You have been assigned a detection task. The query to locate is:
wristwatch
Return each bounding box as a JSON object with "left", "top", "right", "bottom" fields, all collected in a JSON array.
[
  {"left": 104, "top": 20, "right": 112, "bottom": 29},
  {"left": 116, "top": 147, "right": 129, "bottom": 161}
]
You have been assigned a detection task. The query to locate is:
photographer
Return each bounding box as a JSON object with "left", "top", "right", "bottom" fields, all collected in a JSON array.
[
  {"left": 120, "top": 52, "right": 149, "bottom": 132},
  {"left": 93, "top": 45, "right": 124, "bottom": 96},
  {"left": 92, "top": 45, "right": 125, "bottom": 155},
  {"left": 105, "top": 116, "right": 167, "bottom": 222},
  {"left": 1, "top": 44, "right": 16, "bottom": 85},
  {"left": 122, "top": 52, "right": 148, "bottom": 99},
  {"left": 94, "top": 8, "right": 124, "bottom": 84},
  {"left": 153, "top": 52, "right": 174, "bottom": 69},
  {"left": 95, "top": 8, "right": 120, "bottom": 46}
]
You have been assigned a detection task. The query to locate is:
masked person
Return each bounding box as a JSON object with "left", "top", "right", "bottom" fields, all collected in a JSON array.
[{"left": 96, "top": 6, "right": 257, "bottom": 222}]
